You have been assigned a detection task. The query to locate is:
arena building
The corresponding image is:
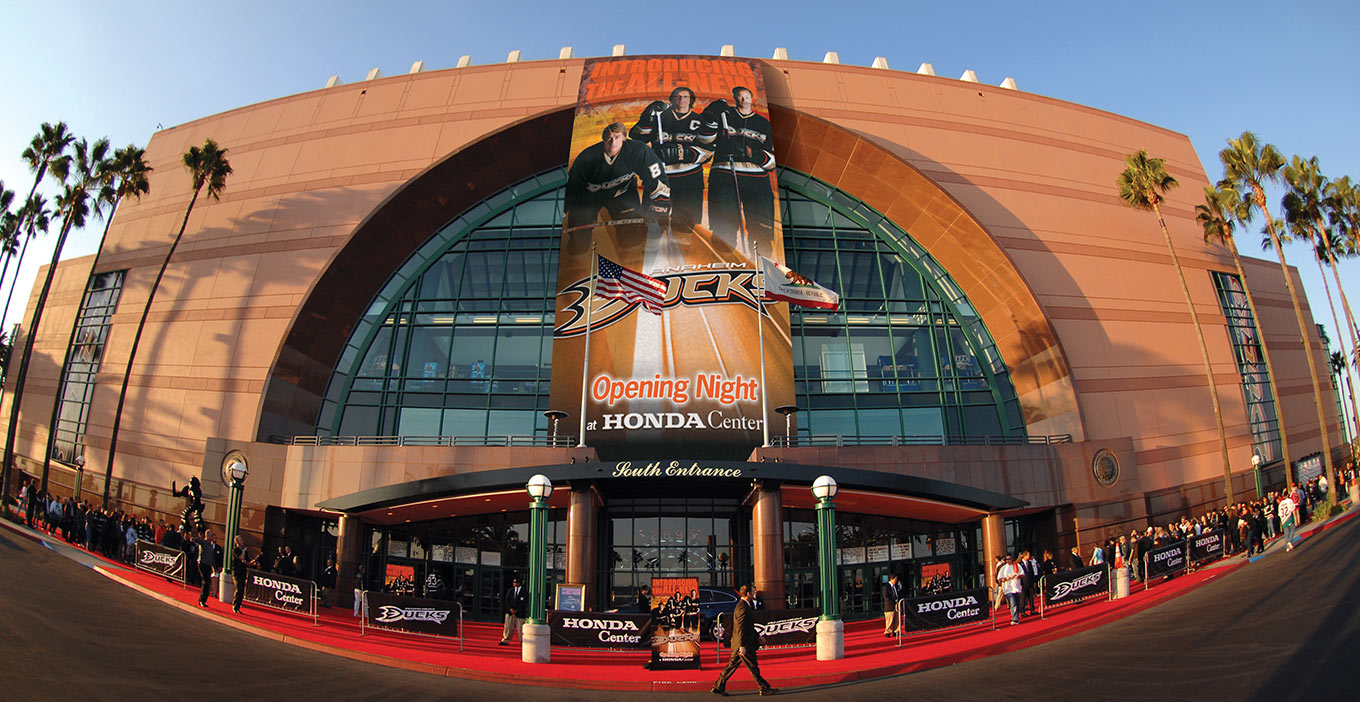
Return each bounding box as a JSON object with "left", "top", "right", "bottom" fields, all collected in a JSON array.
[{"left": 1, "top": 49, "right": 1346, "bottom": 622}]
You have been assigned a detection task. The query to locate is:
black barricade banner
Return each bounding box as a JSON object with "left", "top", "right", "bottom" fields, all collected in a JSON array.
[
  {"left": 1144, "top": 541, "right": 1187, "bottom": 580},
  {"left": 243, "top": 568, "right": 315, "bottom": 613},
  {"left": 900, "top": 588, "right": 991, "bottom": 631},
  {"left": 1188, "top": 530, "right": 1225, "bottom": 563},
  {"left": 366, "top": 591, "right": 460, "bottom": 638},
  {"left": 134, "top": 540, "right": 185, "bottom": 582},
  {"left": 717, "top": 608, "right": 820, "bottom": 647},
  {"left": 548, "top": 611, "right": 654, "bottom": 649},
  {"left": 1044, "top": 564, "right": 1108, "bottom": 605}
]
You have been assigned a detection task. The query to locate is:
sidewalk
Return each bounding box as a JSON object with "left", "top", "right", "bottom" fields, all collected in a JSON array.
[{"left": 2, "top": 507, "right": 1353, "bottom": 693}]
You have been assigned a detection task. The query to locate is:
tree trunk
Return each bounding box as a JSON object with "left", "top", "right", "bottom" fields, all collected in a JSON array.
[
  {"left": 104, "top": 187, "right": 200, "bottom": 506},
  {"left": 1254, "top": 186, "right": 1336, "bottom": 503},
  {"left": 1226, "top": 238, "right": 1294, "bottom": 490},
  {"left": 1323, "top": 242, "right": 1360, "bottom": 456},
  {"left": 3, "top": 207, "right": 77, "bottom": 497},
  {"left": 1313, "top": 244, "right": 1360, "bottom": 455},
  {"left": 0, "top": 165, "right": 49, "bottom": 501},
  {"left": 1152, "top": 202, "right": 1236, "bottom": 504}
]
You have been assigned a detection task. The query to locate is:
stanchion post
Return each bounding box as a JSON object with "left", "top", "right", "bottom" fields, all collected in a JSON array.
[{"left": 1039, "top": 577, "right": 1046, "bottom": 620}]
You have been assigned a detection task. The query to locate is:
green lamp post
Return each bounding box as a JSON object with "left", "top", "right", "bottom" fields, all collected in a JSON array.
[
  {"left": 523, "top": 473, "right": 553, "bottom": 663},
  {"left": 218, "top": 450, "right": 248, "bottom": 603},
  {"left": 1251, "top": 452, "right": 1263, "bottom": 499},
  {"left": 812, "top": 474, "right": 844, "bottom": 660}
]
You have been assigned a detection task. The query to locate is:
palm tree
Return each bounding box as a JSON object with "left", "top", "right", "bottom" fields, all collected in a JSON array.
[
  {"left": 0, "top": 122, "right": 72, "bottom": 503},
  {"left": 1118, "top": 150, "right": 1235, "bottom": 504},
  {"left": 105, "top": 139, "right": 231, "bottom": 503},
  {"left": 0, "top": 181, "right": 17, "bottom": 311},
  {"left": 1323, "top": 177, "right": 1360, "bottom": 445},
  {"left": 43, "top": 145, "right": 153, "bottom": 498},
  {"left": 1220, "top": 132, "right": 1337, "bottom": 504},
  {"left": 1196, "top": 182, "right": 1294, "bottom": 489},
  {"left": 2, "top": 137, "right": 110, "bottom": 496},
  {"left": 1283, "top": 158, "right": 1360, "bottom": 462},
  {"left": 1333, "top": 351, "right": 1359, "bottom": 447},
  {"left": 2, "top": 123, "right": 74, "bottom": 321}
]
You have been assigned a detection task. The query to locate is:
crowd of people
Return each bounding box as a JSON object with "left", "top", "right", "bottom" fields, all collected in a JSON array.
[{"left": 990, "top": 470, "right": 1355, "bottom": 627}]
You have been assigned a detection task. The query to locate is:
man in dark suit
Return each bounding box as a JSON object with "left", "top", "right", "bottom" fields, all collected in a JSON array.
[
  {"left": 881, "top": 574, "right": 902, "bottom": 636},
  {"left": 712, "top": 585, "right": 776, "bottom": 696},
  {"left": 499, "top": 577, "right": 528, "bottom": 646}
]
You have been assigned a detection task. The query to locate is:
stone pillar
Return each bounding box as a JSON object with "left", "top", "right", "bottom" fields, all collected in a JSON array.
[
  {"left": 566, "top": 486, "right": 597, "bottom": 609},
  {"left": 752, "top": 482, "right": 786, "bottom": 610},
  {"left": 336, "top": 515, "right": 364, "bottom": 611},
  {"left": 981, "top": 513, "right": 1005, "bottom": 593}
]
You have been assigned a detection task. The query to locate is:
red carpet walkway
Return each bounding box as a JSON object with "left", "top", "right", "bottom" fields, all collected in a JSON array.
[{"left": 5, "top": 507, "right": 1354, "bottom": 693}]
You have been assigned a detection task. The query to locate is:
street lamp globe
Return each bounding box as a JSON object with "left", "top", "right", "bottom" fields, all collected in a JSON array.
[
  {"left": 526, "top": 474, "right": 554, "bottom": 500},
  {"left": 1251, "top": 453, "right": 1262, "bottom": 469},
  {"left": 227, "top": 459, "right": 248, "bottom": 482},
  {"left": 812, "top": 475, "right": 838, "bottom": 501}
]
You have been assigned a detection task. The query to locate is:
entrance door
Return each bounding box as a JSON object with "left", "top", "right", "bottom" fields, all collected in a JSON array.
[{"left": 478, "top": 568, "right": 505, "bottom": 621}]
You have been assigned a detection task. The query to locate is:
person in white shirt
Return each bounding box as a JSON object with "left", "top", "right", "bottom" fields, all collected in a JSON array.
[
  {"left": 998, "top": 555, "right": 1024, "bottom": 625},
  {"left": 1278, "top": 494, "right": 1298, "bottom": 552}
]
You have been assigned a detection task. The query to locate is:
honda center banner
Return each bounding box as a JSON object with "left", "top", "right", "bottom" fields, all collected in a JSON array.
[
  {"left": 365, "top": 591, "right": 461, "bottom": 638},
  {"left": 900, "top": 587, "right": 991, "bottom": 632},
  {"left": 1145, "top": 541, "right": 1188, "bottom": 580},
  {"left": 243, "top": 568, "right": 315, "bottom": 614},
  {"left": 1044, "top": 564, "right": 1108, "bottom": 605},
  {"left": 547, "top": 611, "right": 654, "bottom": 650},
  {"left": 134, "top": 540, "right": 186, "bottom": 583},
  {"left": 1188, "top": 530, "right": 1225, "bottom": 563},
  {"left": 550, "top": 55, "right": 792, "bottom": 459},
  {"left": 717, "top": 608, "right": 820, "bottom": 648}
]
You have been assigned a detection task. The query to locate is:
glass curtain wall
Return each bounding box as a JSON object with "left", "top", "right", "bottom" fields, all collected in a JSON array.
[
  {"left": 51, "top": 270, "right": 126, "bottom": 463},
  {"left": 784, "top": 510, "right": 978, "bottom": 619},
  {"left": 324, "top": 167, "right": 1022, "bottom": 444},
  {"left": 1211, "top": 272, "right": 1283, "bottom": 462},
  {"left": 603, "top": 497, "right": 746, "bottom": 610},
  {"left": 362, "top": 510, "right": 567, "bottom": 622}
]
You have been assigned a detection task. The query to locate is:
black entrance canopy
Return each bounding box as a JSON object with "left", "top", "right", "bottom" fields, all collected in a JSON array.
[{"left": 316, "top": 460, "right": 1027, "bottom": 519}]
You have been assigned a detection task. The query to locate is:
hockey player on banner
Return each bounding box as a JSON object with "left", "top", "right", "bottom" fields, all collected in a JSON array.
[
  {"left": 705, "top": 86, "right": 776, "bottom": 259},
  {"left": 628, "top": 87, "right": 715, "bottom": 230},
  {"left": 565, "top": 122, "right": 671, "bottom": 232}
]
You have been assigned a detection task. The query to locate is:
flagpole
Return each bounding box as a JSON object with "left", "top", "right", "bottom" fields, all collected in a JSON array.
[
  {"left": 578, "top": 242, "right": 596, "bottom": 448},
  {"left": 756, "top": 243, "right": 770, "bottom": 448}
]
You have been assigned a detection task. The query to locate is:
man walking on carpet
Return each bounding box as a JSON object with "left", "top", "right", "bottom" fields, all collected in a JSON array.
[{"left": 712, "top": 585, "right": 777, "bottom": 696}]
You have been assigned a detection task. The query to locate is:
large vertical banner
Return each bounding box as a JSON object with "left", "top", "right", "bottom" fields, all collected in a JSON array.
[{"left": 551, "top": 56, "right": 791, "bottom": 459}]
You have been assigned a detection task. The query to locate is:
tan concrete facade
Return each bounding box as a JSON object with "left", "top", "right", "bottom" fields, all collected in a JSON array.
[{"left": 1, "top": 55, "right": 1345, "bottom": 546}]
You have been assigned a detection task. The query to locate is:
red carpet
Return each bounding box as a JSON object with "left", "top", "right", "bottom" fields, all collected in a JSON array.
[
  {"left": 88, "top": 554, "right": 1242, "bottom": 692},
  {"left": 20, "top": 510, "right": 1353, "bottom": 693}
]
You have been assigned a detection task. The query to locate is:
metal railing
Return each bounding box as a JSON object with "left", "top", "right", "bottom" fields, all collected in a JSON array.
[
  {"left": 271, "top": 434, "right": 579, "bottom": 447},
  {"left": 271, "top": 433, "right": 1072, "bottom": 448},
  {"left": 769, "top": 434, "right": 1073, "bottom": 447}
]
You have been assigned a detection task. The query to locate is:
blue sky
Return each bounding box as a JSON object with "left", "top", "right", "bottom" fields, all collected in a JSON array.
[{"left": 1, "top": 0, "right": 1356, "bottom": 358}]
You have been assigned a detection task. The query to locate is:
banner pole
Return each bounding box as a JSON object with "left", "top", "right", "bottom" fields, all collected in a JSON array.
[
  {"left": 577, "top": 243, "right": 596, "bottom": 448},
  {"left": 1039, "top": 577, "right": 1045, "bottom": 620},
  {"left": 756, "top": 243, "right": 770, "bottom": 448}
]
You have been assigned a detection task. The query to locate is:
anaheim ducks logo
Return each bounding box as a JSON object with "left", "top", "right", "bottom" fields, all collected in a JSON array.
[{"left": 554, "top": 267, "right": 772, "bottom": 337}]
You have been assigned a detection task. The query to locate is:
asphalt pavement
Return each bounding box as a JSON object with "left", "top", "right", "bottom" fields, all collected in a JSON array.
[{"left": 1, "top": 515, "right": 1356, "bottom": 701}]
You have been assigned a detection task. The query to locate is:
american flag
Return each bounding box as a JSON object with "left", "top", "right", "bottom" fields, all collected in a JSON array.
[{"left": 596, "top": 254, "right": 667, "bottom": 315}]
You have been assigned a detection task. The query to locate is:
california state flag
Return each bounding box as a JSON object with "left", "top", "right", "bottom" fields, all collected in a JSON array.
[{"left": 760, "top": 256, "right": 840, "bottom": 310}]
